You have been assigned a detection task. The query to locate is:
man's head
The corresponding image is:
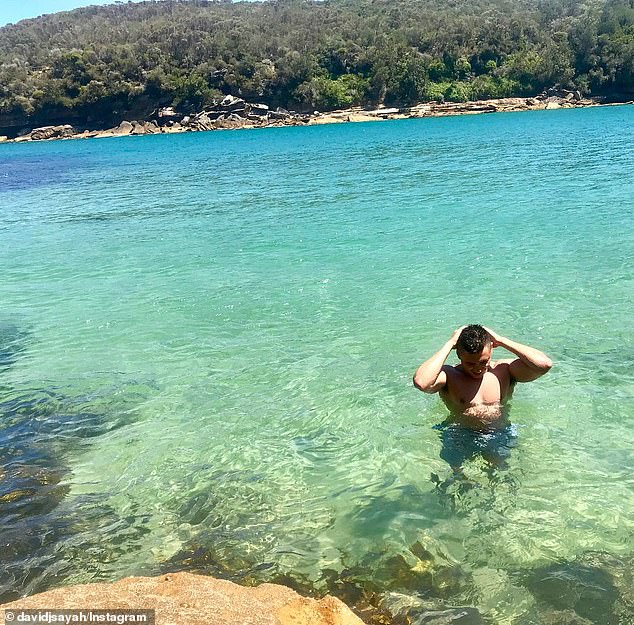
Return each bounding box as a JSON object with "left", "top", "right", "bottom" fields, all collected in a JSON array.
[{"left": 456, "top": 325, "right": 492, "bottom": 379}]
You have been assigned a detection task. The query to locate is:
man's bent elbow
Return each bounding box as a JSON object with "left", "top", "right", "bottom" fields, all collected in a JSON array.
[
  {"left": 536, "top": 357, "right": 553, "bottom": 374},
  {"left": 413, "top": 374, "right": 436, "bottom": 393}
]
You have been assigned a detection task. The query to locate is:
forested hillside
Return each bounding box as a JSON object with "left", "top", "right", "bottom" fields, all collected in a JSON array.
[{"left": 0, "top": 0, "right": 633, "bottom": 129}]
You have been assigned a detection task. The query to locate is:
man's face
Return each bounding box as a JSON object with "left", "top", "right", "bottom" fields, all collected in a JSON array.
[{"left": 457, "top": 343, "right": 492, "bottom": 379}]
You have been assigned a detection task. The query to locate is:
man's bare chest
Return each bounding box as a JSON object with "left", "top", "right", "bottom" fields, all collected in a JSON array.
[{"left": 443, "top": 368, "right": 510, "bottom": 408}]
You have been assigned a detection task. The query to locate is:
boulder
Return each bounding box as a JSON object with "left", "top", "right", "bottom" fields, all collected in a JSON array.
[
  {"left": 366, "top": 108, "right": 401, "bottom": 117},
  {"left": 0, "top": 572, "right": 366, "bottom": 625},
  {"left": 248, "top": 103, "right": 270, "bottom": 116},
  {"left": 29, "top": 126, "right": 56, "bottom": 140},
  {"left": 214, "top": 115, "right": 245, "bottom": 129},
  {"left": 201, "top": 109, "right": 223, "bottom": 120},
  {"left": 269, "top": 109, "right": 291, "bottom": 120},
  {"left": 191, "top": 112, "right": 214, "bottom": 131},
  {"left": 0, "top": 136, "right": 7, "bottom": 143},
  {"left": 162, "top": 122, "right": 186, "bottom": 134},
  {"left": 156, "top": 106, "right": 182, "bottom": 121},
  {"left": 523, "top": 551, "right": 633, "bottom": 625},
  {"left": 545, "top": 100, "right": 562, "bottom": 110},
  {"left": 30, "top": 124, "right": 75, "bottom": 141},
  {"left": 111, "top": 121, "right": 133, "bottom": 136},
  {"left": 130, "top": 120, "right": 148, "bottom": 135},
  {"left": 57, "top": 124, "right": 76, "bottom": 138},
  {"left": 220, "top": 95, "right": 246, "bottom": 111}
]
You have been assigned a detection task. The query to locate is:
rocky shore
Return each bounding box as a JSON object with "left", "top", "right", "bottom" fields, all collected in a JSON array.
[
  {"left": 0, "top": 572, "right": 367, "bottom": 625},
  {"left": 0, "top": 90, "right": 629, "bottom": 144}
]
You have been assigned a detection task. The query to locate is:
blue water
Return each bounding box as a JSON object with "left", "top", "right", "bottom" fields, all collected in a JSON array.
[{"left": 1, "top": 106, "right": 633, "bottom": 623}]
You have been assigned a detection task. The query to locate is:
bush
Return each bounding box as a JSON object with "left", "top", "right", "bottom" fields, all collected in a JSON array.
[
  {"left": 469, "top": 75, "right": 522, "bottom": 99},
  {"left": 422, "top": 81, "right": 451, "bottom": 101},
  {"left": 296, "top": 73, "right": 369, "bottom": 110},
  {"left": 444, "top": 81, "right": 472, "bottom": 102}
]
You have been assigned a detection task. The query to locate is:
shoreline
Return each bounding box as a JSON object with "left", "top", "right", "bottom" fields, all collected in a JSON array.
[{"left": 1, "top": 95, "right": 632, "bottom": 144}]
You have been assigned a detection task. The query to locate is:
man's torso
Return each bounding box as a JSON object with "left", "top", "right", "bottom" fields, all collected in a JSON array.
[{"left": 440, "top": 361, "right": 514, "bottom": 428}]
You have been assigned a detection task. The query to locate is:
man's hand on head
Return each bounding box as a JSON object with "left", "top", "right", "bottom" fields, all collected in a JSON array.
[
  {"left": 450, "top": 325, "right": 467, "bottom": 348},
  {"left": 483, "top": 326, "right": 504, "bottom": 348}
]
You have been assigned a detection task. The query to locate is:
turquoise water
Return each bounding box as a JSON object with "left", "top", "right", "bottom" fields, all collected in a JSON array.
[{"left": 1, "top": 106, "right": 633, "bottom": 623}]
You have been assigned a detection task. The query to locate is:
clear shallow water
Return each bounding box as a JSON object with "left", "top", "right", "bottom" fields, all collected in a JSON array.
[{"left": 1, "top": 106, "right": 633, "bottom": 623}]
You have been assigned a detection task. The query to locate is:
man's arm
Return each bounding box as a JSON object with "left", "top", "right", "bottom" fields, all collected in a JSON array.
[
  {"left": 413, "top": 326, "right": 465, "bottom": 393},
  {"left": 485, "top": 327, "right": 552, "bottom": 383}
]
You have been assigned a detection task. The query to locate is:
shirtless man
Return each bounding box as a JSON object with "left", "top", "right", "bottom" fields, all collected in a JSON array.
[
  {"left": 413, "top": 325, "right": 552, "bottom": 428},
  {"left": 413, "top": 325, "right": 552, "bottom": 474}
]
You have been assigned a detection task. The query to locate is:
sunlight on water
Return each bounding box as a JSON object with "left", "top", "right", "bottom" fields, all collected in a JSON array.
[{"left": 1, "top": 105, "right": 633, "bottom": 622}]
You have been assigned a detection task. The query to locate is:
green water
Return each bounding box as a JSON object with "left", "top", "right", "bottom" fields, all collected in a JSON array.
[{"left": 1, "top": 106, "right": 633, "bottom": 623}]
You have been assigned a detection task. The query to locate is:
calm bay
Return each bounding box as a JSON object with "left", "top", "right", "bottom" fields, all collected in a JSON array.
[{"left": 1, "top": 105, "right": 633, "bottom": 622}]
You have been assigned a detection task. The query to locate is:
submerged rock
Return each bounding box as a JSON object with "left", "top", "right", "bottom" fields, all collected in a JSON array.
[
  {"left": 380, "top": 592, "right": 485, "bottom": 625},
  {"left": 0, "top": 321, "right": 29, "bottom": 370},
  {"left": 522, "top": 551, "right": 634, "bottom": 625},
  {"left": 0, "top": 383, "right": 153, "bottom": 602},
  {"left": 0, "top": 572, "right": 367, "bottom": 625}
]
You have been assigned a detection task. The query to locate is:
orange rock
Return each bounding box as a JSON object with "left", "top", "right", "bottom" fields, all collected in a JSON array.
[{"left": 0, "top": 572, "right": 367, "bottom": 625}]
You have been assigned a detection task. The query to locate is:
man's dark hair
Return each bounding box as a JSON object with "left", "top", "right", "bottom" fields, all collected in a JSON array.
[{"left": 456, "top": 325, "right": 490, "bottom": 353}]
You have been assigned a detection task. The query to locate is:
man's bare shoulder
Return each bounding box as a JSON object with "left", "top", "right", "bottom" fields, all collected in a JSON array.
[
  {"left": 441, "top": 363, "right": 463, "bottom": 376},
  {"left": 490, "top": 359, "right": 516, "bottom": 381},
  {"left": 491, "top": 359, "right": 514, "bottom": 368}
]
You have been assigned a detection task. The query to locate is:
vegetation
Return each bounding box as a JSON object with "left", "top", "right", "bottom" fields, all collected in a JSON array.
[{"left": 0, "top": 0, "right": 633, "bottom": 127}]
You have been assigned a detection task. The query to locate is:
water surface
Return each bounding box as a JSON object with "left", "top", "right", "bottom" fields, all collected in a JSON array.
[{"left": 1, "top": 106, "right": 633, "bottom": 623}]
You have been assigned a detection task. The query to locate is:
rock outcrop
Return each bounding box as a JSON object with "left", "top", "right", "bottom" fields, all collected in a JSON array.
[
  {"left": 0, "top": 572, "right": 367, "bottom": 625},
  {"left": 20, "top": 124, "right": 77, "bottom": 141},
  {"left": 1, "top": 94, "right": 612, "bottom": 143},
  {"left": 111, "top": 120, "right": 134, "bottom": 136}
]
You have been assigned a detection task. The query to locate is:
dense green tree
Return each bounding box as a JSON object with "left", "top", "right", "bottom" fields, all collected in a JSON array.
[{"left": 0, "top": 0, "right": 632, "bottom": 128}]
